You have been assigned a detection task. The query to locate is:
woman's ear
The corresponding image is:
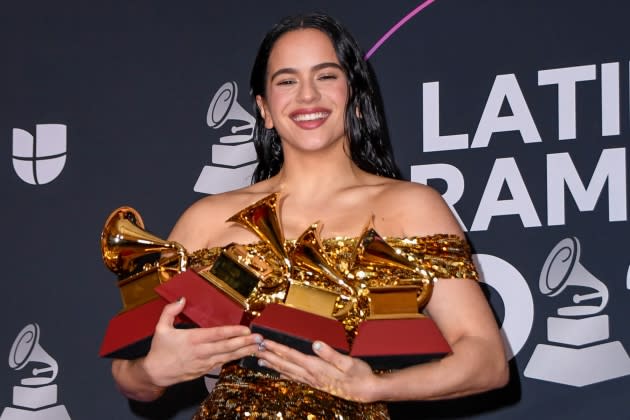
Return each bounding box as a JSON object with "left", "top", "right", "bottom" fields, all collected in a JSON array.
[{"left": 256, "top": 95, "right": 274, "bottom": 129}]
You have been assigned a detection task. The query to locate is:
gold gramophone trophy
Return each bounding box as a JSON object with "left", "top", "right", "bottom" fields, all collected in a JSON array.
[
  {"left": 99, "top": 207, "right": 194, "bottom": 359},
  {"left": 347, "top": 227, "right": 451, "bottom": 370},
  {"left": 243, "top": 220, "right": 360, "bottom": 361}
]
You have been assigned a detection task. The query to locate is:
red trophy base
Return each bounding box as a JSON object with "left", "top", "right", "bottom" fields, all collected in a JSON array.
[
  {"left": 350, "top": 318, "right": 452, "bottom": 370},
  {"left": 241, "top": 303, "right": 350, "bottom": 371},
  {"left": 154, "top": 270, "right": 249, "bottom": 327},
  {"left": 99, "top": 297, "right": 193, "bottom": 359},
  {"left": 241, "top": 309, "right": 451, "bottom": 371},
  {"left": 251, "top": 303, "right": 349, "bottom": 353}
]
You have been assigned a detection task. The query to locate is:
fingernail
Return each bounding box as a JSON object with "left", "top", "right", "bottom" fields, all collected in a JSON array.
[
  {"left": 258, "top": 359, "right": 266, "bottom": 367},
  {"left": 313, "top": 341, "right": 322, "bottom": 352},
  {"left": 258, "top": 341, "right": 265, "bottom": 352},
  {"left": 254, "top": 335, "right": 263, "bottom": 344},
  {"left": 177, "top": 296, "right": 185, "bottom": 305}
]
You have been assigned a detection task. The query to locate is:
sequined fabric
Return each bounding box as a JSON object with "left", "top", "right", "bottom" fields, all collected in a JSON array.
[
  {"left": 190, "top": 235, "right": 477, "bottom": 419},
  {"left": 193, "top": 364, "right": 390, "bottom": 420}
]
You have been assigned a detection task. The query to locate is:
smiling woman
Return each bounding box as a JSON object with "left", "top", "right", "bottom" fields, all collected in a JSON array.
[{"left": 109, "top": 12, "right": 508, "bottom": 419}]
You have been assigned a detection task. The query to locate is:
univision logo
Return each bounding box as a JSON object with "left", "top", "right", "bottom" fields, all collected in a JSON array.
[{"left": 12, "top": 124, "right": 67, "bottom": 185}]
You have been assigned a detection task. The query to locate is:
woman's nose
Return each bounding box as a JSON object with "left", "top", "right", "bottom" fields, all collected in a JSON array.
[{"left": 297, "top": 79, "right": 320, "bottom": 103}]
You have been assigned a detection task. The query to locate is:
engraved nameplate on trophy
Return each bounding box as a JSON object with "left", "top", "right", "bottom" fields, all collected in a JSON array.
[
  {"left": 366, "top": 285, "right": 424, "bottom": 319},
  {"left": 199, "top": 243, "right": 273, "bottom": 306},
  {"left": 283, "top": 282, "right": 339, "bottom": 318}
]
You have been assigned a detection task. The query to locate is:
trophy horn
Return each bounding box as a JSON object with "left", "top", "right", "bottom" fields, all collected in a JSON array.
[
  {"left": 101, "top": 206, "right": 188, "bottom": 278},
  {"left": 354, "top": 227, "right": 433, "bottom": 310},
  {"left": 291, "top": 223, "right": 356, "bottom": 319},
  {"left": 226, "top": 193, "right": 291, "bottom": 271}
]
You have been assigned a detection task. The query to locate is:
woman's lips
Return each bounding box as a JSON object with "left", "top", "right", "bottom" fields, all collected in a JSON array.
[{"left": 289, "top": 109, "right": 331, "bottom": 129}]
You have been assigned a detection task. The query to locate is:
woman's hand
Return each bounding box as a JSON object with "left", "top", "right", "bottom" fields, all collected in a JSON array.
[
  {"left": 142, "top": 297, "right": 263, "bottom": 387},
  {"left": 256, "top": 339, "right": 381, "bottom": 403},
  {"left": 112, "top": 297, "right": 263, "bottom": 401}
]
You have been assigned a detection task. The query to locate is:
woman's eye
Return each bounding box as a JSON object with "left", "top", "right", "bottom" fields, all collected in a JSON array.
[
  {"left": 318, "top": 74, "right": 338, "bottom": 80},
  {"left": 277, "top": 79, "right": 296, "bottom": 86}
]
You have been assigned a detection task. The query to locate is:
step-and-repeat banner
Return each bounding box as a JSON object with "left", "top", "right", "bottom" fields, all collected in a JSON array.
[{"left": 2, "top": 1, "right": 628, "bottom": 419}]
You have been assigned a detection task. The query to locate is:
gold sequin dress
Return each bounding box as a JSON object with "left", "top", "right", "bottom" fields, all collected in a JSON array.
[{"left": 191, "top": 234, "right": 478, "bottom": 420}]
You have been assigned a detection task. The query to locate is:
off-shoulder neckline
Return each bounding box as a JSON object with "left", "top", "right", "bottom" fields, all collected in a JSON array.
[{"left": 195, "top": 233, "right": 466, "bottom": 253}]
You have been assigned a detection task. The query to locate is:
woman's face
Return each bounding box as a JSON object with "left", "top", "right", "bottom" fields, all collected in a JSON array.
[{"left": 256, "top": 28, "right": 349, "bottom": 155}]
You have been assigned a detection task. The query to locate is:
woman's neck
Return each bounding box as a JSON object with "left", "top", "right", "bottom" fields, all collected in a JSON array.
[{"left": 271, "top": 152, "right": 365, "bottom": 202}]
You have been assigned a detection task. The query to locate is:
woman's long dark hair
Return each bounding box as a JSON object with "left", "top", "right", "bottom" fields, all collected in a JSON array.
[{"left": 249, "top": 13, "right": 402, "bottom": 182}]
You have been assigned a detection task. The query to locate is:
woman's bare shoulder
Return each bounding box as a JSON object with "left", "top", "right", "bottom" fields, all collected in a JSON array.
[
  {"left": 376, "top": 179, "right": 463, "bottom": 238},
  {"left": 385, "top": 179, "right": 446, "bottom": 205},
  {"left": 181, "top": 189, "right": 263, "bottom": 219},
  {"left": 168, "top": 185, "right": 275, "bottom": 250}
]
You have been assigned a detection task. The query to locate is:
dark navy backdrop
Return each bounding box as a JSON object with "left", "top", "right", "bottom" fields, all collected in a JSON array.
[{"left": 2, "top": 1, "right": 628, "bottom": 419}]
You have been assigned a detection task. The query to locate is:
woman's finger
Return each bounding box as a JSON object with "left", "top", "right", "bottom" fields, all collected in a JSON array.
[
  {"left": 195, "top": 337, "right": 261, "bottom": 361},
  {"left": 155, "top": 298, "right": 186, "bottom": 333},
  {"left": 312, "top": 341, "right": 353, "bottom": 372},
  {"left": 257, "top": 344, "right": 313, "bottom": 381}
]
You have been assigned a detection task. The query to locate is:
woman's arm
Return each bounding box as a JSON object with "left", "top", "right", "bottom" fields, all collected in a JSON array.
[
  {"left": 367, "top": 278, "right": 508, "bottom": 401},
  {"left": 369, "top": 182, "right": 508, "bottom": 399},
  {"left": 256, "top": 278, "right": 507, "bottom": 402}
]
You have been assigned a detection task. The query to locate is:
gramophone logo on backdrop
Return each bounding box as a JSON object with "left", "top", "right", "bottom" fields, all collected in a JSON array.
[
  {"left": 524, "top": 237, "right": 630, "bottom": 386},
  {"left": 194, "top": 81, "right": 257, "bottom": 194},
  {"left": 12, "top": 124, "right": 67, "bottom": 185},
  {"left": 1, "top": 323, "right": 71, "bottom": 419}
]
